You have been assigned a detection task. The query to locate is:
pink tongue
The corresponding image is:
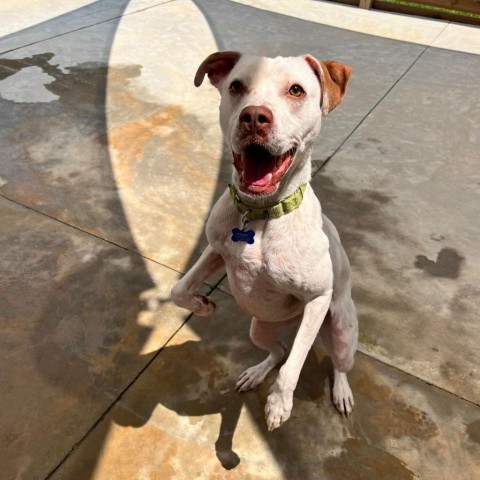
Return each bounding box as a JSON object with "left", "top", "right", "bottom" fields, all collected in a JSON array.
[{"left": 244, "top": 155, "right": 276, "bottom": 185}]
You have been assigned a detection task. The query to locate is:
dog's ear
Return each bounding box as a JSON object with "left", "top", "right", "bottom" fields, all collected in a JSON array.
[
  {"left": 194, "top": 51, "right": 242, "bottom": 88},
  {"left": 305, "top": 55, "right": 352, "bottom": 116}
]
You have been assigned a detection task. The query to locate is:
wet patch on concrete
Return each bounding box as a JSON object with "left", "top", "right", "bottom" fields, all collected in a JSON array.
[
  {"left": 440, "top": 360, "right": 459, "bottom": 383},
  {"left": 0, "top": 53, "right": 58, "bottom": 81},
  {"left": 0, "top": 50, "right": 212, "bottom": 266},
  {"left": 313, "top": 173, "right": 398, "bottom": 251},
  {"left": 354, "top": 140, "right": 388, "bottom": 156},
  {"left": 324, "top": 438, "right": 415, "bottom": 480},
  {"left": 351, "top": 364, "right": 438, "bottom": 444},
  {"left": 414, "top": 247, "right": 464, "bottom": 279},
  {"left": 311, "top": 169, "right": 480, "bottom": 403},
  {"left": 313, "top": 172, "right": 421, "bottom": 350},
  {"left": 0, "top": 53, "right": 130, "bottom": 244},
  {"left": 466, "top": 419, "right": 480, "bottom": 445}
]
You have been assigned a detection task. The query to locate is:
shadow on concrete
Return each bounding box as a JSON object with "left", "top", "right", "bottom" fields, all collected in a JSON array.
[
  {"left": 0, "top": 1, "right": 156, "bottom": 478},
  {"left": 113, "top": 319, "right": 334, "bottom": 475}
]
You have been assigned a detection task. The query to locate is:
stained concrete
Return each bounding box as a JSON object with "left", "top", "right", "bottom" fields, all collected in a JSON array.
[
  {"left": 52, "top": 291, "right": 480, "bottom": 480},
  {"left": 1, "top": 0, "right": 480, "bottom": 479},
  {"left": 0, "top": 197, "right": 193, "bottom": 478},
  {"left": 0, "top": 0, "right": 226, "bottom": 273}
]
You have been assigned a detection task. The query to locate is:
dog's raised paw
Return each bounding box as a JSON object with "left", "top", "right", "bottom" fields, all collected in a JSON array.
[{"left": 193, "top": 294, "right": 216, "bottom": 316}]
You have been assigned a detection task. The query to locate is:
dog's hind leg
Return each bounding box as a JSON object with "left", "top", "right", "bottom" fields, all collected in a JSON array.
[
  {"left": 235, "top": 317, "right": 290, "bottom": 392},
  {"left": 321, "top": 214, "right": 358, "bottom": 415},
  {"left": 320, "top": 291, "right": 358, "bottom": 416}
]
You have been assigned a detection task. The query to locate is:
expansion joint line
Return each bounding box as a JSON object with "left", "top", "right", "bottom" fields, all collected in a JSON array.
[
  {"left": 0, "top": 193, "right": 182, "bottom": 275},
  {"left": 44, "top": 308, "right": 194, "bottom": 478},
  {"left": 44, "top": 276, "right": 223, "bottom": 478}
]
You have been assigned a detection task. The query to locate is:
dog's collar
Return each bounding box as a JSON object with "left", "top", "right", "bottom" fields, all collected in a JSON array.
[{"left": 229, "top": 183, "right": 307, "bottom": 221}]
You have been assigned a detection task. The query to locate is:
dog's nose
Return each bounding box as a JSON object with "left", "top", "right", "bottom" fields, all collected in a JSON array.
[{"left": 239, "top": 105, "right": 273, "bottom": 137}]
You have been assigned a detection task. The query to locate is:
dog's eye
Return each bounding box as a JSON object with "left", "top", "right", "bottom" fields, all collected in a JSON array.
[
  {"left": 289, "top": 84, "right": 305, "bottom": 97},
  {"left": 229, "top": 80, "right": 244, "bottom": 94}
]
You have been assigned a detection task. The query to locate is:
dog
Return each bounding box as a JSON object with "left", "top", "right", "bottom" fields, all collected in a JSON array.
[{"left": 171, "top": 51, "right": 358, "bottom": 431}]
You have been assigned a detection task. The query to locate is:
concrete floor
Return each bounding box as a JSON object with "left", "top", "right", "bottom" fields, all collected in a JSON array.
[{"left": 1, "top": 1, "right": 479, "bottom": 479}]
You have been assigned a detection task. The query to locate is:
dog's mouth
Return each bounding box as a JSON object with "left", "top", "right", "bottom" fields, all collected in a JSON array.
[{"left": 233, "top": 144, "right": 296, "bottom": 195}]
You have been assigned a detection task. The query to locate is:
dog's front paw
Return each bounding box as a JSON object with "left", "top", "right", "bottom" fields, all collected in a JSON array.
[
  {"left": 265, "top": 382, "right": 293, "bottom": 431},
  {"left": 192, "top": 294, "right": 216, "bottom": 316},
  {"left": 171, "top": 285, "right": 216, "bottom": 316}
]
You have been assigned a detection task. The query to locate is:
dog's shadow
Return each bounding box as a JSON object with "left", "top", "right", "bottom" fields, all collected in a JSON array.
[
  {"left": 114, "top": 317, "right": 332, "bottom": 471},
  {"left": 115, "top": 338, "right": 244, "bottom": 469}
]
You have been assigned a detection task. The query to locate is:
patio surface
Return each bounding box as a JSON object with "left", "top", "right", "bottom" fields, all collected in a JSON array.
[{"left": 1, "top": 1, "right": 479, "bottom": 479}]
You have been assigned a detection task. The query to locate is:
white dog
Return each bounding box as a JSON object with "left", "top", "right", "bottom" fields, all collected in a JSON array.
[{"left": 171, "top": 51, "right": 358, "bottom": 431}]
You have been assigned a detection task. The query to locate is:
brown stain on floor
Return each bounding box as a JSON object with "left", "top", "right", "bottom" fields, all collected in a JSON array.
[
  {"left": 107, "top": 67, "right": 205, "bottom": 189},
  {"left": 1, "top": 52, "right": 212, "bottom": 265},
  {"left": 109, "top": 105, "right": 192, "bottom": 188},
  {"left": 466, "top": 419, "right": 480, "bottom": 445},
  {"left": 324, "top": 438, "right": 415, "bottom": 480},
  {"left": 351, "top": 363, "right": 438, "bottom": 444}
]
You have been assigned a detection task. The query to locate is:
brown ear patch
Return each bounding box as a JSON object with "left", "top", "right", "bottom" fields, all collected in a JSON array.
[
  {"left": 305, "top": 55, "right": 352, "bottom": 116},
  {"left": 194, "top": 51, "right": 242, "bottom": 88}
]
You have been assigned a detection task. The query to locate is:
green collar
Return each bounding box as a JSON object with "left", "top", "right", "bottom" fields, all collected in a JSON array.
[{"left": 229, "top": 183, "right": 307, "bottom": 221}]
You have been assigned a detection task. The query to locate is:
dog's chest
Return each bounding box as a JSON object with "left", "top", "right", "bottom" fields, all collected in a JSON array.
[
  {"left": 207, "top": 211, "right": 267, "bottom": 277},
  {"left": 205, "top": 190, "right": 328, "bottom": 296},
  {"left": 208, "top": 217, "right": 303, "bottom": 318}
]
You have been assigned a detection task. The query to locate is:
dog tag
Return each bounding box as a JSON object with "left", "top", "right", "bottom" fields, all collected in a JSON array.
[{"left": 231, "top": 228, "right": 255, "bottom": 244}]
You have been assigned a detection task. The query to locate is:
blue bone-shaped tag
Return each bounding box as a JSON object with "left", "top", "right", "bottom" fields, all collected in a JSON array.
[{"left": 231, "top": 228, "right": 255, "bottom": 244}]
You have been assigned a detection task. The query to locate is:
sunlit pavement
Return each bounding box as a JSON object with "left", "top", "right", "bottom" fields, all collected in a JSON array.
[{"left": 1, "top": 1, "right": 479, "bottom": 478}]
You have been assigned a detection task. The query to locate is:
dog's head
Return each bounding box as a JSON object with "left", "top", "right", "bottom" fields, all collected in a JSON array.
[{"left": 195, "top": 52, "right": 351, "bottom": 198}]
